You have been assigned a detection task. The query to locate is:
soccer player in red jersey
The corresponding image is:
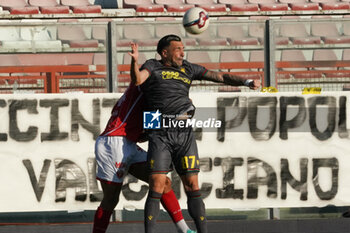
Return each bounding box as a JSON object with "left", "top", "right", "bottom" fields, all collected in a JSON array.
[{"left": 92, "top": 77, "right": 196, "bottom": 233}]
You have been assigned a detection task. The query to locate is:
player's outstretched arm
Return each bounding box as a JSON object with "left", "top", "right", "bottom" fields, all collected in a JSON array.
[
  {"left": 202, "top": 70, "right": 261, "bottom": 90},
  {"left": 128, "top": 43, "right": 149, "bottom": 86}
]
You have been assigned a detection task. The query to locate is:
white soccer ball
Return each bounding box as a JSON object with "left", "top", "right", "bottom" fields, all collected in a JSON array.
[{"left": 182, "top": 7, "right": 210, "bottom": 35}]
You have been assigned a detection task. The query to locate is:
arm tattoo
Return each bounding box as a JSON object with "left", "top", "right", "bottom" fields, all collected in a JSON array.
[
  {"left": 202, "top": 71, "right": 245, "bottom": 86},
  {"left": 222, "top": 73, "right": 245, "bottom": 86},
  {"left": 202, "top": 70, "right": 224, "bottom": 83}
]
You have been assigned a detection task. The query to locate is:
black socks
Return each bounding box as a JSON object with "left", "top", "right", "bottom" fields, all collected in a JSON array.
[
  {"left": 186, "top": 190, "right": 207, "bottom": 233},
  {"left": 144, "top": 190, "right": 162, "bottom": 233}
]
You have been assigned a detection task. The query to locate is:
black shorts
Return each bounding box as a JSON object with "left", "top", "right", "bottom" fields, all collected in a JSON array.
[{"left": 147, "top": 127, "right": 199, "bottom": 176}]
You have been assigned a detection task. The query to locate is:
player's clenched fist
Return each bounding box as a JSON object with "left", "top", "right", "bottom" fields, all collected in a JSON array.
[{"left": 248, "top": 79, "right": 261, "bottom": 90}]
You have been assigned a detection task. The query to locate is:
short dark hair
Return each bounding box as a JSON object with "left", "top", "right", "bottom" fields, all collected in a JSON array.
[{"left": 157, "top": 34, "right": 181, "bottom": 55}]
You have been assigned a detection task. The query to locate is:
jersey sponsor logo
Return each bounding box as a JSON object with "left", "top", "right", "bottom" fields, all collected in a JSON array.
[
  {"left": 161, "top": 71, "right": 191, "bottom": 84},
  {"left": 143, "top": 110, "right": 161, "bottom": 129},
  {"left": 149, "top": 159, "right": 155, "bottom": 169},
  {"left": 115, "top": 162, "right": 126, "bottom": 168}
]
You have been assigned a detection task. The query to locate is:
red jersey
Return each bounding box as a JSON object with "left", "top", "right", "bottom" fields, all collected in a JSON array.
[{"left": 100, "top": 84, "right": 144, "bottom": 143}]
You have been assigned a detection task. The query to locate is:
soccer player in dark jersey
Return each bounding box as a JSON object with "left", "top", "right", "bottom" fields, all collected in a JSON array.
[
  {"left": 129, "top": 35, "right": 260, "bottom": 233},
  {"left": 92, "top": 83, "right": 196, "bottom": 233}
]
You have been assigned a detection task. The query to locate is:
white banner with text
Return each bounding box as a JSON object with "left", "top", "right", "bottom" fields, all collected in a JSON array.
[{"left": 0, "top": 92, "right": 349, "bottom": 212}]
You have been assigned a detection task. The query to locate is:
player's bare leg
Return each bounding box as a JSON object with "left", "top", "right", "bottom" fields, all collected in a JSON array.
[
  {"left": 181, "top": 173, "right": 207, "bottom": 233},
  {"left": 92, "top": 182, "right": 122, "bottom": 233},
  {"left": 130, "top": 164, "right": 196, "bottom": 233}
]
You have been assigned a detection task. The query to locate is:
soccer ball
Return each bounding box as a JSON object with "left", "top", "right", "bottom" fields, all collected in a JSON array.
[{"left": 182, "top": 7, "right": 209, "bottom": 35}]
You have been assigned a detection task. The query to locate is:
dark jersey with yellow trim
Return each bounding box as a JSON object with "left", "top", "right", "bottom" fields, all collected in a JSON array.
[{"left": 140, "top": 59, "right": 207, "bottom": 115}]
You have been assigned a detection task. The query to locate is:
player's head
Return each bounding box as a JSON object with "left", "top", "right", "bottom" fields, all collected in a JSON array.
[{"left": 157, "top": 34, "right": 184, "bottom": 68}]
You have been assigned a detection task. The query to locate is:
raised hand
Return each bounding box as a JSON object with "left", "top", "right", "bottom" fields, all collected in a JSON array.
[{"left": 128, "top": 42, "right": 139, "bottom": 63}]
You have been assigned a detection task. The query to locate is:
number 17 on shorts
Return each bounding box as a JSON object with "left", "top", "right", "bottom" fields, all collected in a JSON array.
[{"left": 181, "top": 155, "right": 199, "bottom": 170}]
